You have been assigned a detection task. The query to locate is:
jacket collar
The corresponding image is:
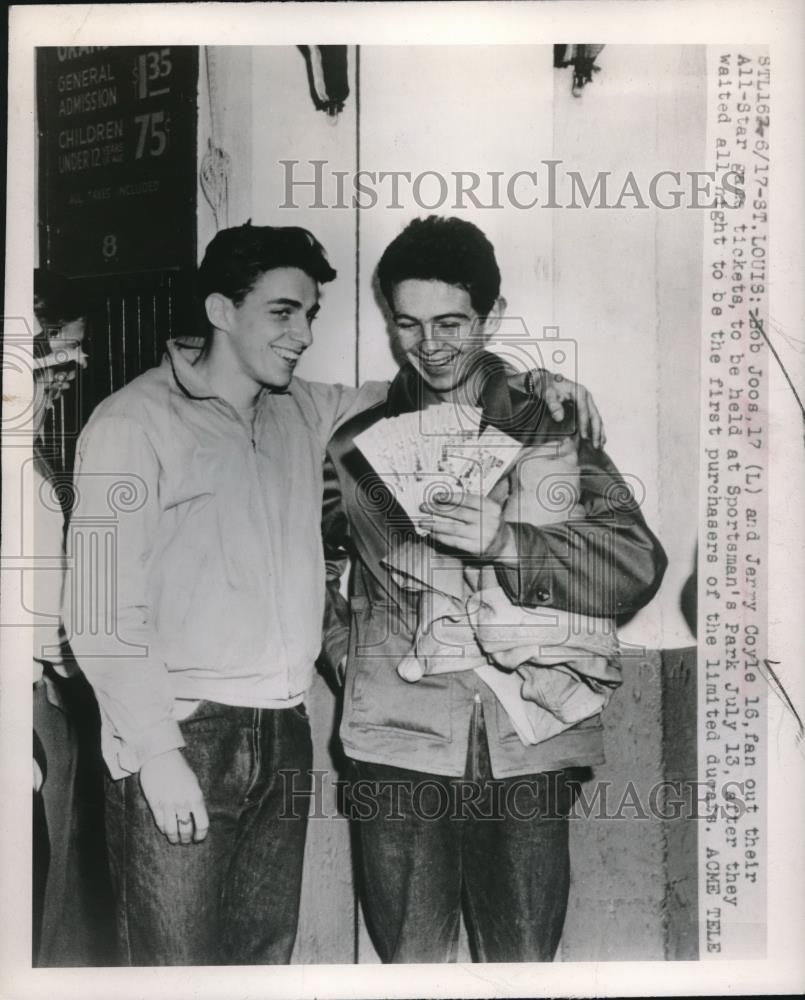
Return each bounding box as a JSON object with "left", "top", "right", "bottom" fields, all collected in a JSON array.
[
  {"left": 164, "top": 338, "right": 290, "bottom": 404},
  {"left": 165, "top": 339, "right": 216, "bottom": 399},
  {"left": 383, "top": 350, "right": 567, "bottom": 443}
]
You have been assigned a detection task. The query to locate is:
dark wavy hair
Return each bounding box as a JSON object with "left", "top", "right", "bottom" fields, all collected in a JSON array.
[
  {"left": 376, "top": 216, "right": 501, "bottom": 316},
  {"left": 198, "top": 222, "right": 337, "bottom": 308}
]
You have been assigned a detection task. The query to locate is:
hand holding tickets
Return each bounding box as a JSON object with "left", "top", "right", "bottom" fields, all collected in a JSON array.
[{"left": 353, "top": 404, "right": 520, "bottom": 540}]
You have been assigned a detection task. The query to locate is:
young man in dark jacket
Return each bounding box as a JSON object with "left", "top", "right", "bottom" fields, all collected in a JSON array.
[{"left": 322, "top": 216, "right": 667, "bottom": 963}]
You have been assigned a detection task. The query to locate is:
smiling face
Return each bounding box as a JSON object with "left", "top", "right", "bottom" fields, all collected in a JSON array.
[
  {"left": 391, "top": 279, "right": 501, "bottom": 399},
  {"left": 212, "top": 267, "right": 320, "bottom": 390}
]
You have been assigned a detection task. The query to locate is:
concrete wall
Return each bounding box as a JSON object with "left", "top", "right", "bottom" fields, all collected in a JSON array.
[{"left": 196, "top": 43, "right": 704, "bottom": 962}]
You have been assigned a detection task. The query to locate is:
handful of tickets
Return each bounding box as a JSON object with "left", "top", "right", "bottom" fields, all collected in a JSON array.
[{"left": 354, "top": 404, "right": 521, "bottom": 534}]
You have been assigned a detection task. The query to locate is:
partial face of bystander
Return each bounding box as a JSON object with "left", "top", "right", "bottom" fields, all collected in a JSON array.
[{"left": 32, "top": 314, "right": 88, "bottom": 426}]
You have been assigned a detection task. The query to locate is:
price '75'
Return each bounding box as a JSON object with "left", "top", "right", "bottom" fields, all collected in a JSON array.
[{"left": 134, "top": 111, "right": 169, "bottom": 159}]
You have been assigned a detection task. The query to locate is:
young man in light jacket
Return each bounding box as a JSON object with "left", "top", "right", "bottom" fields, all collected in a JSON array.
[
  {"left": 66, "top": 225, "right": 393, "bottom": 965},
  {"left": 67, "top": 222, "right": 597, "bottom": 966}
]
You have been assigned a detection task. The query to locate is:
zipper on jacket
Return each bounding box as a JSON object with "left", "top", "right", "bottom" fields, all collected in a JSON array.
[
  {"left": 470, "top": 693, "right": 482, "bottom": 783},
  {"left": 220, "top": 396, "right": 292, "bottom": 692},
  {"left": 245, "top": 402, "right": 294, "bottom": 696},
  {"left": 220, "top": 396, "right": 257, "bottom": 448}
]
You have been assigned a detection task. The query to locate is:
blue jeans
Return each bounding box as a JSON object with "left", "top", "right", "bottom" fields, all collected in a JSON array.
[
  {"left": 105, "top": 701, "right": 312, "bottom": 965},
  {"left": 348, "top": 703, "right": 579, "bottom": 963}
]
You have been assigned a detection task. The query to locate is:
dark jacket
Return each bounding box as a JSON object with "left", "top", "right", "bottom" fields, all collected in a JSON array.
[{"left": 322, "top": 355, "right": 667, "bottom": 777}]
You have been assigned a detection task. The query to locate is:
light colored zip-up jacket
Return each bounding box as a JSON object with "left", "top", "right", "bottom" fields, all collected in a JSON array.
[{"left": 66, "top": 340, "right": 386, "bottom": 778}]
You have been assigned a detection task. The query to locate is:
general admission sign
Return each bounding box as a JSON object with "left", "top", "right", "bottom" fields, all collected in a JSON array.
[{"left": 37, "top": 46, "right": 198, "bottom": 277}]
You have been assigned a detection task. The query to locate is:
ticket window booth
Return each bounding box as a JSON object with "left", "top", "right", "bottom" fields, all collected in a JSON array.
[{"left": 37, "top": 46, "right": 199, "bottom": 473}]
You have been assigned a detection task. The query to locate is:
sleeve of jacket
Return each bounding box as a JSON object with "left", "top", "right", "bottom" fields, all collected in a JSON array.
[
  {"left": 303, "top": 380, "right": 390, "bottom": 445},
  {"left": 494, "top": 439, "right": 667, "bottom": 617},
  {"left": 318, "top": 450, "right": 353, "bottom": 685},
  {"left": 64, "top": 414, "right": 184, "bottom": 778}
]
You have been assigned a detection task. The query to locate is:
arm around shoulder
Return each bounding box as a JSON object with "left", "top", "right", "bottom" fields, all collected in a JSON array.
[{"left": 494, "top": 439, "right": 667, "bottom": 617}]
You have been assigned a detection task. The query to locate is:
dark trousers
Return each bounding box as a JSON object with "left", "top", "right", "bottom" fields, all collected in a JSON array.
[
  {"left": 349, "top": 704, "right": 578, "bottom": 963},
  {"left": 33, "top": 671, "right": 117, "bottom": 967},
  {"left": 105, "top": 701, "right": 312, "bottom": 966},
  {"left": 33, "top": 679, "right": 96, "bottom": 966}
]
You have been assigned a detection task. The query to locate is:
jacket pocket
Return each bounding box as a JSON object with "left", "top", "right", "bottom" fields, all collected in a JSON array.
[
  {"left": 155, "top": 545, "right": 207, "bottom": 634},
  {"left": 290, "top": 701, "right": 310, "bottom": 722},
  {"left": 347, "top": 599, "right": 453, "bottom": 743},
  {"left": 495, "top": 694, "right": 525, "bottom": 744}
]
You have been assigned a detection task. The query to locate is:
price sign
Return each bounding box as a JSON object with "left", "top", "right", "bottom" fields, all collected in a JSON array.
[{"left": 37, "top": 46, "right": 198, "bottom": 276}]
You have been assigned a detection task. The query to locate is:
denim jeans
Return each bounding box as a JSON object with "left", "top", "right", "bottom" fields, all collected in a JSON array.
[
  {"left": 105, "top": 701, "right": 312, "bottom": 966},
  {"left": 348, "top": 702, "right": 579, "bottom": 963}
]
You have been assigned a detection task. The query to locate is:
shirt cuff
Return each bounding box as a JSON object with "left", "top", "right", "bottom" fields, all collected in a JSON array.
[{"left": 127, "top": 719, "right": 186, "bottom": 772}]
